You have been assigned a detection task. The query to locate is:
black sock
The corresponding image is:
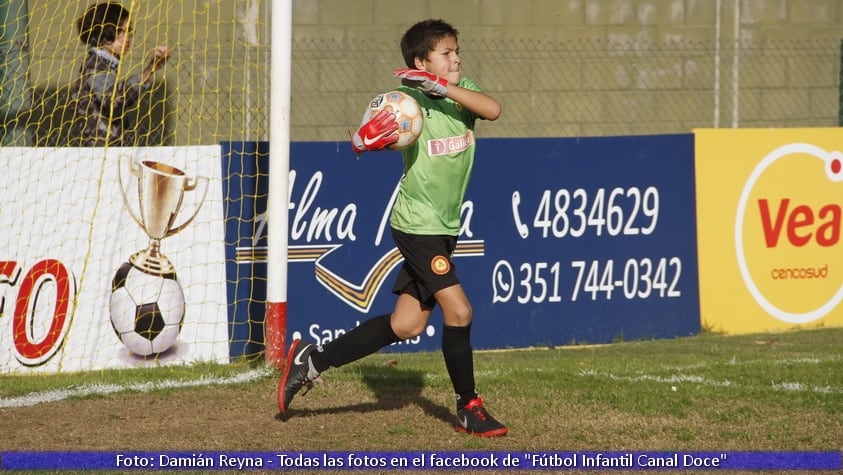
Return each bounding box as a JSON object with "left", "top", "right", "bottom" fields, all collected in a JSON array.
[
  {"left": 442, "top": 324, "right": 477, "bottom": 409},
  {"left": 310, "top": 313, "right": 399, "bottom": 372}
]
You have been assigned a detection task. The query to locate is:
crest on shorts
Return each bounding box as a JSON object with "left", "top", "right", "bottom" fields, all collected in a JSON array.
[{"left": 430, "top": 255, "right": 451, "bottom": 275}]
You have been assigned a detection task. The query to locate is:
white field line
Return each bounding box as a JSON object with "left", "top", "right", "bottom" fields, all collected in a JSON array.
[
  {"left": 580, "top": 355, "right": 843, "bottom": 394},
  {"left": 657, "top": 354, "right": 841, "bottom": 372},
  {"left": 580, "top": 369, "right": 733, "bottom": 387},
  {"left": 0, "top": 368, "right": 271, "bottom": 409},
  {"left": 580, "top": 369, "right": 842, "bottom": 394}
]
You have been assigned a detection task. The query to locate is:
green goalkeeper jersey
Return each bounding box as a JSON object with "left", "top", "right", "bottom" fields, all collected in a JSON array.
[{"left": 390, "top": 78, "right": 482, "bottom": 236}]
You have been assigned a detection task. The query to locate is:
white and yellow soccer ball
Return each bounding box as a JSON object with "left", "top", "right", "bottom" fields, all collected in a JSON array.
[
  {"left": 362, "top": 90, "right": 424, "bottom": 150},
  {"left": 109, "top": 261, "right": 185, "bottom": 357}
]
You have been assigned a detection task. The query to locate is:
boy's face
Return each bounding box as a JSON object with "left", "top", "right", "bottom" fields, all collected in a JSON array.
[
  {"left": 106, "top": 20, "right": 133, "bottom": 56},
  {"left": 414, "top": 35, "right": 460, "bottom": 85}
]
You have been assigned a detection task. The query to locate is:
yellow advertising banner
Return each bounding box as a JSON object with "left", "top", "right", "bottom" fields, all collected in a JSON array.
[{"left": 695, "top": 128, "right": 843, "bottom": 333}]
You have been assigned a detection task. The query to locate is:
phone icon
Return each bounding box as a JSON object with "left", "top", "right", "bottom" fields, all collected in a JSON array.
[{"left": 512, "top": 191, "right": 529, "bottom": 238}]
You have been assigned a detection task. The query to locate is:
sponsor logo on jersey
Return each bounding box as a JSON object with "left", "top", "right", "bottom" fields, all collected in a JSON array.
[{"left": 428, "top": 130, "right": 474, "bottom": 157}]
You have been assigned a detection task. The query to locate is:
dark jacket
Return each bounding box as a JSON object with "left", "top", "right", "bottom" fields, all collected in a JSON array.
[{"left": 71, "top": 48, "right": 148, "bottom": 146}]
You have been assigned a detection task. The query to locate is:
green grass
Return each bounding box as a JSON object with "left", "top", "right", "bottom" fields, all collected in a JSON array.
[
  {"left": 1, "top": 328, "right": 841, "bottom": 474},
  {"left": 3, "top": 328, "right": 842, "bottom": 427}
]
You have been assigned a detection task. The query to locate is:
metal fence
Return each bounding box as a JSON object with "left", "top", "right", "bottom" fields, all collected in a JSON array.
[
  {"left": 14, "top": 36, "right": 843, "bottom": 145},
  {"left": 291, "top": 36, "right": 842, "bottom": 142}
]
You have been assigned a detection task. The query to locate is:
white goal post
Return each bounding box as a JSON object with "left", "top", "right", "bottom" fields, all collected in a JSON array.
[{"left": 265, "top": 0, "right": 292, "bottom": 367}]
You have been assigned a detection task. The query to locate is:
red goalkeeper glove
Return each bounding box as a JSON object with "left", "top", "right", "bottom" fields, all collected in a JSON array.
[
  {"left": 351, "top": 109, "right": 399, "bottom": 154},
  {"left": 393, "top": 68, "right": 448, "bottom": 96}
]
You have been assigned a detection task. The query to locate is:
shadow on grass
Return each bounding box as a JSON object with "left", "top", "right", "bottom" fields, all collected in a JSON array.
[{"left": 276, "top": 364, "right": 453, "bottom": 426}]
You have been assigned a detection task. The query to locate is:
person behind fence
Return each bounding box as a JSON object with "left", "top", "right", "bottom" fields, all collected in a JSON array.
[
  {"left": 279, "top": 18, "right": 508, "bottom": 438},
  {"left": 71, "top": 1, "right": 169, "bottom": 146}
]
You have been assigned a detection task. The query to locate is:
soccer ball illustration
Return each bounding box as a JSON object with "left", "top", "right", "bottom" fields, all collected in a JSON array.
[
  {"left": 109, "top": 261, "right": 185, "bottom": 356},
  {"left": 361, "top": 90, "right": 424, "bottom": 150}
]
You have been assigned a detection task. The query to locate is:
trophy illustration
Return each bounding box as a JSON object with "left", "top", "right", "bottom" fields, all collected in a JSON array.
[
  {"left": 118, "top": 156, "right": 209, "bottom": 275},
  {"left": 109, "top": 154, "right": 209, "bottom": 357}
]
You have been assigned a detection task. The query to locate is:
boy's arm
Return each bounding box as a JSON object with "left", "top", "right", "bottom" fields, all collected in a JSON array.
[
  {"left": 394, "top": 68, "right": 501, "bottom": 121},
  {"left": 445, "top": 85, "right": 502, "bottom": 121}
]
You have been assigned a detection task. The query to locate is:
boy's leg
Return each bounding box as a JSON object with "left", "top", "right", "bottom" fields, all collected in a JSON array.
[
  {"left": 314, "top": 292, "right": 432, "bottom": 371},
  {"left": 437, "top": 284, "right": 508, "bottom": 437},
  {"left": 387, "top": 292, "right": 434, "bottom": 339},
  {"left": 279, "top": 295, "right": 431, "bottom": 415},
  {"left": 442, "top": 323, "right": 477, "bottom": 406},
  {"left": 436, "top": 284, "right": 477, "bottom": 406},
  {"left": 311, "top": 312, "right": 400, "bottom": 371},
  {"left": 279, "top": 313, "right": 399, "bottom": 415}
]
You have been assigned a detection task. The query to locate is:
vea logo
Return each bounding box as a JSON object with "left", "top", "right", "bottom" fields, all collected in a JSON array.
[{"left": 735, "top": 143, "right": 843, "bottom": 324}]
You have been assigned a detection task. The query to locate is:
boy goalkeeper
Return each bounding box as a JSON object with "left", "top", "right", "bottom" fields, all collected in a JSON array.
[{"left": 280, "top": 18, "right": 506, "bottom": 437}]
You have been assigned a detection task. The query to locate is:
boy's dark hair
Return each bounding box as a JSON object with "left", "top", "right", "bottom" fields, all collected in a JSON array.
[
  {"left": 400, "top": 19, "right": 459, "bottom": 68},
  {"left": 76, "top": 2, "right": 130, "bottom": 47}
]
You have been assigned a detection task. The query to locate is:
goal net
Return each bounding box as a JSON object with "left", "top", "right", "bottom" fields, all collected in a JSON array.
[{"left": 1, "top": 0, "right": 275, "bottom": 374}]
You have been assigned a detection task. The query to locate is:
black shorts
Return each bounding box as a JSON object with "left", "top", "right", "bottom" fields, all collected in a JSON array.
[{"left": 391, "top": 228, "right": 460, "bottom": 309}]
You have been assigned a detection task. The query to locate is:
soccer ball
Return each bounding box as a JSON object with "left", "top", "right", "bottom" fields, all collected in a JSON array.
[
  {"left": 361, "top": 90, "right": 424, "bottom": 150},
  {"left": 109, "top": 261, "right": 185, "bottom": 356}
]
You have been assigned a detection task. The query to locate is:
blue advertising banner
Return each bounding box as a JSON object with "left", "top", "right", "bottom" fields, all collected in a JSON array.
[
  {"left": 222, "top": 135, "right": 700, "bottom": 357},
  {"left": 221, "top": 141, "right": 270, "bottom": 359}
]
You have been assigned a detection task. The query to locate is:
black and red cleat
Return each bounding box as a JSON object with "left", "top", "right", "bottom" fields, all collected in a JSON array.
[{"left": 454, "top": 397, "right": 509, "bottom": 437}]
